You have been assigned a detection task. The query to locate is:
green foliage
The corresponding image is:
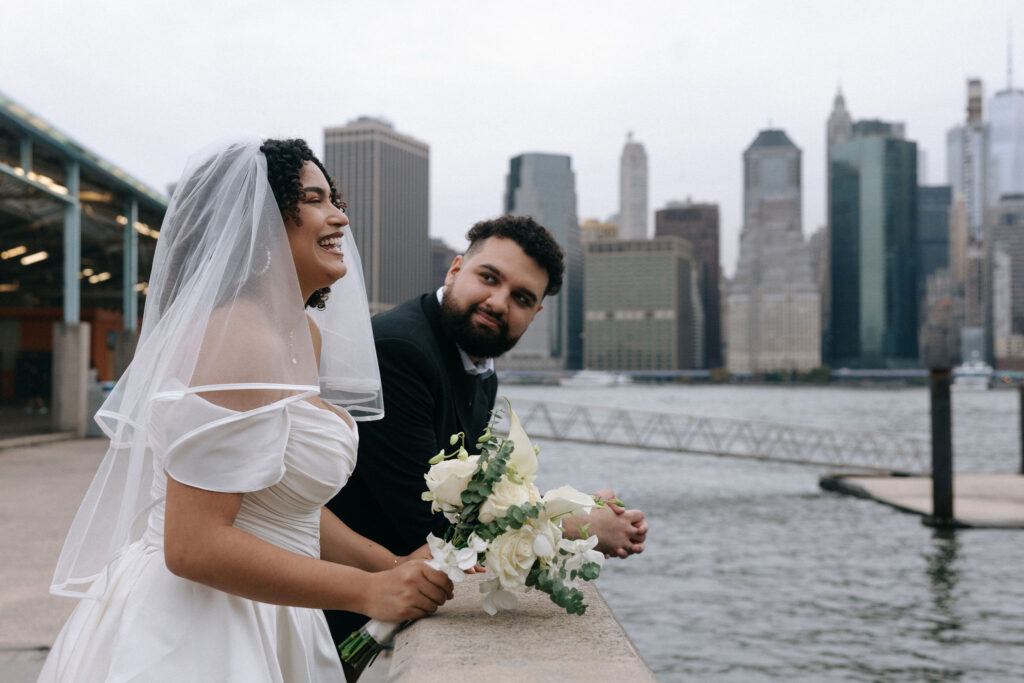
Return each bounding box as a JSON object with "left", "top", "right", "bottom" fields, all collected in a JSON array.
[{"left": 526, "top": 563, "right": 588, "bottom": 615}]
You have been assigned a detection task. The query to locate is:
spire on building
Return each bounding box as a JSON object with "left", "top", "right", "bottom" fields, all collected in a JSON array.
[
  {"left": 827, "top": 87, "right": 854, "bottom": 150},
  {"left": 618, "top": 134, "right": 648, "bottom": 240}
]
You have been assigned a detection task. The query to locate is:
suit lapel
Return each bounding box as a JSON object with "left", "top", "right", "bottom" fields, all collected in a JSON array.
[{"left": 423, "top": 294, "right": 478, "bottom": 438}]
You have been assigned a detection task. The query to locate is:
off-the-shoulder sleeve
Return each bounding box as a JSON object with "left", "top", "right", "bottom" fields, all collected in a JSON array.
[{"left": 159, "top": 394, "right": 291, "bottom": 493}]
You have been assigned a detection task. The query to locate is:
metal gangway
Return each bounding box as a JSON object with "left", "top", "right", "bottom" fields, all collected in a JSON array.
[{"left": 513, "top": 398, "right": 931, "bottom": 474}]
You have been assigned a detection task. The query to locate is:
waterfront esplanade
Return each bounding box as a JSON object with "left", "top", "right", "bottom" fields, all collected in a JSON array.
[{"left": 0, "top": 91, "right": 167, "bottom": 436}]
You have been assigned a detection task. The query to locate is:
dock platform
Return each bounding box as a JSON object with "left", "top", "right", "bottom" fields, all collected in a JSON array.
[{"left": 820, "top": 472, "right": 1024, "bottom": 528}]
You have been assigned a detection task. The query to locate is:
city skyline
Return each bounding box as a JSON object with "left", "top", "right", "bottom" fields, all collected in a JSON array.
[{"left": 2, "top": 1, "right": 1020, "bottom": 276}]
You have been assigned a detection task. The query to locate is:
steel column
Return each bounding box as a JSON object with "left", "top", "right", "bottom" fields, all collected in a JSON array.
[
  {"left": 123, "top": 196, "right": 139, "bottom": 331},
  {"left": 63, "top": 159, "right": 81, "bottom": 323},
  {"left": 20, "top": 134, "right": 32, "bottom": 171}
]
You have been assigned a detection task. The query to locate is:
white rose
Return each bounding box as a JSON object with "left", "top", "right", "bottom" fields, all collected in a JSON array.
[
  {"left": 478, "top": 477, "right": 533, "bottom": 524},
  {"left": 541, "top": 485, "right": 596, "bottom": 520},
  {"left": 485, "top": 525, "right": 540, "bottom": 589},
  {"left": 424, "top": 456, "right": 479, "bottom": 508}
]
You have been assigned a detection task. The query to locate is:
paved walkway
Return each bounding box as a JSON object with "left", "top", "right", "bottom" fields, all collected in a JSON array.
[
  {"left": 0, "top": 437, "right": 106, "bottom": 681},
  {"left": 820, "top": 472, "right": 1024, "bottom": 528}
]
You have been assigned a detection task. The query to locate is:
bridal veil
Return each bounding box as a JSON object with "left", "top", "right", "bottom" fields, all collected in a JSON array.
[{"left": 51, "top": 139, "right": 382, "bottom": 598}]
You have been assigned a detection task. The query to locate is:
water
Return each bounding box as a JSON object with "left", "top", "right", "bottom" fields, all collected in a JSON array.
[{"left": 500, "top": 384, "right": 1024, "bottom": 682}]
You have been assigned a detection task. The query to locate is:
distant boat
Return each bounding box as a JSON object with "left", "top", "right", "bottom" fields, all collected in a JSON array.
[
  {"left": 953, "top": 352, "right": 993, "bottom": 391},
  {"left": 559, "top": 370, "right": 632, "bottom": 388}
]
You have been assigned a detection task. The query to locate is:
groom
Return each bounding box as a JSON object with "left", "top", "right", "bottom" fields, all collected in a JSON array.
[{"left": 325, "top": 216, "right": 647, "bottom": 644}]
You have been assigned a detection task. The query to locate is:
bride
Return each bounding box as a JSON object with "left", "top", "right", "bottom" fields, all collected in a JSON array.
[{"left": 38, "top": 139, "right": 453, "bottom": 682}]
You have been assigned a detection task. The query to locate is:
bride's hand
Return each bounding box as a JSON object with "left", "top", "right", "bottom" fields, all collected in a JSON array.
[{"left": 363, "top": 561, "right": 453, "bottom": 622}]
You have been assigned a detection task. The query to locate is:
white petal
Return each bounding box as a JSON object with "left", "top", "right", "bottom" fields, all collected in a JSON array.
[
  {"left": 533, "top": 534, "right": 554, "bottom": 558},
  {"left": 505, "top": 406, "right": 538, "bottom": 481},
  {"left": 494, "top": 589, "right": 519, "bottom": 611}
]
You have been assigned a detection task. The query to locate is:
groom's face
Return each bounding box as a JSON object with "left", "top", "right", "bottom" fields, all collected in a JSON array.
[{"left": 440, "top": 237, "right": 548, "bottom": 360}]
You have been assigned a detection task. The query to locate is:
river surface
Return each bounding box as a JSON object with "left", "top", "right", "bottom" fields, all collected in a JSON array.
[{"left": 500, "top": 384, "right": 1024, "bottom": 682}]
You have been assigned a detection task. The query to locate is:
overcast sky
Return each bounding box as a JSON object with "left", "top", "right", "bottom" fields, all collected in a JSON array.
[{"left": 3, "top": 1, "right": 1021, "bottom": 275}]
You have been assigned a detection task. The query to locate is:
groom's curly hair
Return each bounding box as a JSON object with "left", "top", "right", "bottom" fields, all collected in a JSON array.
[
  {"left": 260, "top": 138, "right": 345, "bottom": 310},
  {"left": 465, "top": 216, "right": 564, "bottom": 297}
]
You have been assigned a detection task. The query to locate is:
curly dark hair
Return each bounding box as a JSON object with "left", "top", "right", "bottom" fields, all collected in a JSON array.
[
  {"left": 260, "top": 138, "right": 345, "bottom": 310},
  {"left": 464, "top": 216, "right": 564, "bottom": 296}
]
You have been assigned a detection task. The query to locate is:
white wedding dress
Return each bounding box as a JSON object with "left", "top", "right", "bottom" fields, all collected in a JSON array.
[{"left": 39, "top": 397, "right": 357, "bottom": 683}]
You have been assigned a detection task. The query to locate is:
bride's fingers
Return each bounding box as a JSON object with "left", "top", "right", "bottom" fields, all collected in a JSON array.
[{"left": 420, "top": 580, "right": 450, "bottom": 606}]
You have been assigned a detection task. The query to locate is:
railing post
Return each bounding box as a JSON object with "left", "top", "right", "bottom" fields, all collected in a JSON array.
[{"left": 930, "top": 368, "right": 954, "bottom": 523}]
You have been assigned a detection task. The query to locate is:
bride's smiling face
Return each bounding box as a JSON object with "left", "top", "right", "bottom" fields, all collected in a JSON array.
[{"left": 284, "top": 162, "right": 349, "bottom": 301}]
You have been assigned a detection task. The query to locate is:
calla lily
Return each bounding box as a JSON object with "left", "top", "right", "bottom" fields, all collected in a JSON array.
[{"left": 505, "top": 403, "right": 538, "bottom": 483}]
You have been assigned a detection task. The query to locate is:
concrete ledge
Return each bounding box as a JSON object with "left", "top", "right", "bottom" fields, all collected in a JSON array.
[{"left": 384, "top": 574, "right": 655, "bottom": 682}]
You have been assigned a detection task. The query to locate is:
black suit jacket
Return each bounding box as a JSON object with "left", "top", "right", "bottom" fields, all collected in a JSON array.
[{"left": 324, "top": 293, "right": 497, "bottom": 643}]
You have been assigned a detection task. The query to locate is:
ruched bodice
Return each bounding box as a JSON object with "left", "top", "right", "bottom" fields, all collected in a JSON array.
[
  {"left": 234, "top": 400, "right": 356, "bottom": 556},
  {"left": 40, "top": 396, "right": 358, "bottom": 683},
  {"left": 143, "top": 398, "right": 357, "bottom": 558}
]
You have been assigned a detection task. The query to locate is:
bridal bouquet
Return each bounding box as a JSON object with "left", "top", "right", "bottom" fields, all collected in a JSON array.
[{"left": 339, "top": 399, "right": 605, "bottom": 672}]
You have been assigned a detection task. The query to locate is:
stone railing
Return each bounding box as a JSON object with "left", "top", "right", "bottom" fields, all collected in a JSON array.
[{"left": 366, "top": 574, "right": 656, "bottom": 681}]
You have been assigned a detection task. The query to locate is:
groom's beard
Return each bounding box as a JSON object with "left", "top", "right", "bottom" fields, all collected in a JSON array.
[{"left": 440, "top": 292, "right": 520, "bottom": 359}]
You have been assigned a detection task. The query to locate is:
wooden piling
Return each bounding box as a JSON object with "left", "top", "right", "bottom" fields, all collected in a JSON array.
[{"left": 930, "top": 368, "right": 954, "bottom": 523}]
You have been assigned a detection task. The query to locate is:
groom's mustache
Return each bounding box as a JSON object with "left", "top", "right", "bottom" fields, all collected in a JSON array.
[{"left": 468, "top": 304, "right": 508, "bottom": 334}]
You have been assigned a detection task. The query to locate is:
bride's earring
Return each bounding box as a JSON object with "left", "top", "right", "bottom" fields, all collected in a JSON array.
[{"left": 253, "top": 247, "right": 272, "bottom": 276}]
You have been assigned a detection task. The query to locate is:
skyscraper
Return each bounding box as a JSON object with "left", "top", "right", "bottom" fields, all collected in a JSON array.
[
  {"left": 584, "top": 237, "right": 702, "bottom": 370},
  {"left": 990, "top": 194, "right": 1024, "bottom": 368},
  {"left": 323, "top": 116, "right": 430, "bottom": 314},
  {"left": 655, "top": 201, "right": 722, "bottom": 368},
  {"left": 946, "top": 80, "right": 988, "bottom": 241},
  {"left": 917, "top": 185, "right": 953, "bottom": 307},
  {"left": 428, "top": 237, "right": 458, "bottom": 292},
  {"left": 579, "top": 218, "right": 619, "bottom": 243},
  {"left": 501, "top": 153, "right": 583, "bottom": 370},
  {"left": 824, "top": 90, "right": 854, "bottom": 358},
  {"left": 988, "top": 82, "right": 1024, "bottom": 203},
  {"left": 727, "top": 129, "right": 821, "bottom": 373},
  {"left": 830, "top": 134, "right": 919, "bottom": 368},
  {"left": 916, "top": 186, "right": 955, "bottom": 367},
  {"left": 618, "top": 133, "right": 648, "bottom": 240},
  {"left": 825, "top": 91, "right": 914, "bottom": 363}
]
